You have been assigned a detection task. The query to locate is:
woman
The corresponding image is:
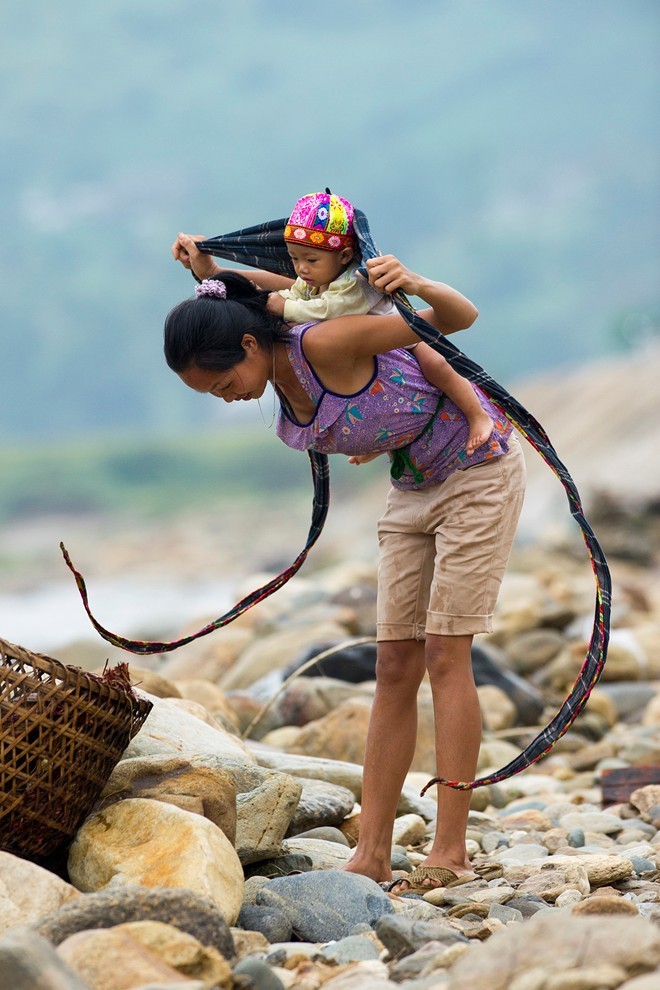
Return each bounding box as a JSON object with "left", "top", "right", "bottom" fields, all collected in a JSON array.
[{"left": 168, "top": 236, "right": 526, "bottom": 890}]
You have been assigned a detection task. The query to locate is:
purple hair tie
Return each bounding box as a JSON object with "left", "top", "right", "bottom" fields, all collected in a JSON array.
[{"left": 195, "top": 279, "right": 227, "bottom": 300}]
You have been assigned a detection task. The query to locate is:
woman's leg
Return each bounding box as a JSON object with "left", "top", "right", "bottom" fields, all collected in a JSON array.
[
  {"left": 343, "top": 638, "right": 425, "bottom": 882},
  {"left": 393, "top": 446, "right": 526, "bottom": 888},
  {"left": 423, "top": 631, "right": 480, "bottom": 872}
]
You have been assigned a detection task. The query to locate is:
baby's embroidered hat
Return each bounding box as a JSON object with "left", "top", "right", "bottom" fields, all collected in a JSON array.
[{"left": 284, "top": 191, "right": 355, "bottom": 252}]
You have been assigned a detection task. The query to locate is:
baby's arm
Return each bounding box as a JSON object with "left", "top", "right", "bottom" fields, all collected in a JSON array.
[
  {"left": 413, "top": 343, "right": 494, "bottom": 456},
  {"left": 279, "top": 278, "right": 372, "bottom": 324}
]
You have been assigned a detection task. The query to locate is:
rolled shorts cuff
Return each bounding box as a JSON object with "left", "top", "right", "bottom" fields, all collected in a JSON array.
[
  {"left": 377, "top": 612, "right": 493, "bottom": 641},
  {"left": 377, "top": 621, "right": 427, "bottom": 642},
  {"left": 425, "top": 610, "right": 494, "bottom": 637}
]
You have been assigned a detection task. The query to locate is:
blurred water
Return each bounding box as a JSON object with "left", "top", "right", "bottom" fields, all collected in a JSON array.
[{"left": 0, "top": 577, "right": 232, "bottom": 653}]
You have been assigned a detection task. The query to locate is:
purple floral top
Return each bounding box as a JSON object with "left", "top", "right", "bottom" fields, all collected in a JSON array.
[{"left": 276, "top": 323, "right": 512, "bottom": 489}]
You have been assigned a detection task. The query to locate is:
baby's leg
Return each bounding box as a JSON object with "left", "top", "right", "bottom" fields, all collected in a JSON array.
[{"left": 413, "top": 344, "right": 493, "bottom": 455}]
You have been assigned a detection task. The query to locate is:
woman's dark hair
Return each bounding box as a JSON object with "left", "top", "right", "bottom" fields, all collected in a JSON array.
[{"left": 164, "top": 271, "right": 289, "bottom": 373}]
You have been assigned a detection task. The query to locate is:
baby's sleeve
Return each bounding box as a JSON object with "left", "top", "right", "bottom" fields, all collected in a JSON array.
[
  {"left": 278, "top": 277, "right": 307, "bottom": 303},
  {"left": 283, "top": 277, "right": 373, "bottom": 323}
]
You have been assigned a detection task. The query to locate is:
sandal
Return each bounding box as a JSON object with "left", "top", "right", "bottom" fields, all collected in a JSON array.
[
  {"left": 387, "top": 862, "right": 503, "bottom": 895},
  {"left": 387, "top": 866, "right": 460, "bottom": 895}
]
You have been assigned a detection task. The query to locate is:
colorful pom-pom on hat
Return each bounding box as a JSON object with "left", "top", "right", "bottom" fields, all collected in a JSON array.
[{"left": 284, "top": 191, "right": 355, "bottom": 252}]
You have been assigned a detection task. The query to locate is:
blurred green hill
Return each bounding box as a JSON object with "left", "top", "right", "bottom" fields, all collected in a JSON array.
[{"left": 2, "top": 0, "right": 658, "bottom": 441}]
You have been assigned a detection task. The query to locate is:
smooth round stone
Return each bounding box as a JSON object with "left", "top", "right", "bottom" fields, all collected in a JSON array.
[
  {"left": 619, "top": 819, "right": 657, "bottom": 837},
  {"left": 568, "top": 828, "right": 585, "bottom": 848},
  {"left": 547, "top": 803, "right": 594, "bottom": 826},
  {"left": 620, "top": 842, "right": 656, "bottom": 860},
  {"left": 233, "top": 958, "right": 285, "bottom": 990},
  {"left": 488, "top": 902, "right": 523, "bottom": 924},
  {"left": 482, "top": 831, "right": 509, "bottom": 854},
  {"left": 508, "top": 830, "right": 543, "bottom": 845},
  {"left": 496, "top": 799, "right": 548, "bottom": 816},
  {"left": 555, "top": 888, "right": 583, "bottom": 908},
  {"left": 558, "top": 811, "right": 624, "bottom": 835},
  {"left": 293, "top": 827, "right": 350, "bottom": 847},
  {"left": 320, "top": 935, "right": 380, "bottom": 963},
  {"left": 505, "top": 895, "right": 551, "bottom": 917},
  {"left": 391, "top": 852, "right": 414, "bottom": 873},
  {"left": 487, "top": 784, "right": 510, "bottom": 809},
  {"left": 495, "top": 844, "right": 549, "bottom": 864},
  {"left": 629, "top": 856, "right": 656, "bottom": 874},
  {"left": 618, "top": 829, "right": 654, "bottom": 845},
  {"left": 236, "top": 904, "right": 293, "bottom": 943}
]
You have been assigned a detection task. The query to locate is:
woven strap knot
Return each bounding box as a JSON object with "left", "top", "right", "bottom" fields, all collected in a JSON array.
[{"left": 390, "top": 395, "right": 445, "bottom": 484}]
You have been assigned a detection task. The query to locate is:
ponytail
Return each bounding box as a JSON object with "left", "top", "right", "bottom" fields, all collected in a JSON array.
[{"left": 164, "top": 272, "right": 288, "bottom": 373}]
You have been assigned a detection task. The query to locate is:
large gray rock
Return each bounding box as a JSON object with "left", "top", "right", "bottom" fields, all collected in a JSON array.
[
  {"left": 256, "top": 870, "right": 393, "bottom": 941},
  {"left": 34, "top": 886, "right": 235, "bottom": 959}
]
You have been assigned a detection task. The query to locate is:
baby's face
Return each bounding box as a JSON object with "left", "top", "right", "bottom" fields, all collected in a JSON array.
[{"left": 286, "top": 244, "right": 353, "bottom": 291}]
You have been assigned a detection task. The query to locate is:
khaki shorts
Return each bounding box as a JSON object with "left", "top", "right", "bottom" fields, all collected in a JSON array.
[{"left": 377, "top": 435, "right": 526, "bottom": 639}]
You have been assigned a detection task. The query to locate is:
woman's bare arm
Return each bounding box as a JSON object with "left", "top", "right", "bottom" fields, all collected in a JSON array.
[
  {"left": 364, "top": 255, "right": 478, "bottom": 334},
  {"left": 172, "top": 233, "right": 295, "bottom": 291},
  {"left": 303, "top": 255, "right": 478, "bottom": 393}
]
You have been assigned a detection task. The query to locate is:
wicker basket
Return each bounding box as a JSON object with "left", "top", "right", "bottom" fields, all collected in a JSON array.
[{"left": 0, "top": 637, "right": 152, "bottom": 861}]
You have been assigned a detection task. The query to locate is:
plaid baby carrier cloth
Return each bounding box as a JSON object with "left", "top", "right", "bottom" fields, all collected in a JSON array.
[{"left": 61, "top": 208, "right": 611, "bottom": 792}]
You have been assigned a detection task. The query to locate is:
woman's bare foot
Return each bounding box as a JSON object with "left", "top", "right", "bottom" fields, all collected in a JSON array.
[
  {"left": 341, "top": 851, "right": 393, "bottom": 884},
  {"left": 466, "top": 412, "right": 494, "bottom": 456}
]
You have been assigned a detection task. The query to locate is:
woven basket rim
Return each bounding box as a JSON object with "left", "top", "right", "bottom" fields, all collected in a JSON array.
[{"left": 0, "top": 635, "right": 151, "bottom": 714}]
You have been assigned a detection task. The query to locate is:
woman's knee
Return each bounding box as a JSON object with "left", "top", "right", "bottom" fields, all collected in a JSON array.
[
  {"left": 425, "top": 634, "right": 474, "bottom": 682},
  {"left": 376, "top": 640, "right": 425, "bottom": 687}
]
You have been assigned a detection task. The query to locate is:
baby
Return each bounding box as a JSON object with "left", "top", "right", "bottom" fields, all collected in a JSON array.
[{"left": 266, "top": 191, "right": 493, "bottom": 456}]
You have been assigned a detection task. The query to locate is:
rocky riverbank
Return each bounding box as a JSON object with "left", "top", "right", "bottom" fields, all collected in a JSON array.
[{"left": 1, "top": 495, "right": 660, "bottom": 989}]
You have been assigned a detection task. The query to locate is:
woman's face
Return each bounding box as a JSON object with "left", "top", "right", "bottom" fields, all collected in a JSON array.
[{"left": 178, "top": 334, "right": 271, "bottom": 403}]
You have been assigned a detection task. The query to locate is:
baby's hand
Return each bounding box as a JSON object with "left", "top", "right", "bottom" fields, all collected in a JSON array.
[
  {"left": 348, "top": 452, "right": 382, "bottom": 465},
  {"left": 266, "top": 292, "right": 286, "bottom": 317}
]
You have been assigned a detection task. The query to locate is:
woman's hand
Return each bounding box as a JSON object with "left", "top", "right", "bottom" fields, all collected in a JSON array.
[
  {"left": 171, "top": 233, "right": 220, "bottom": 281},
  {"left": 364, "top": 255, "right": 424, "bottom": 297},
  {"left": 364, "top": 254, "right": 477, "bottom": 333}
]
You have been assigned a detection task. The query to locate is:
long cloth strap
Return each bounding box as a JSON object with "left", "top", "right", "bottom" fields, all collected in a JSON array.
[
  {"left": 61, "top": 209, "right": 611, "bottom": 792},
  {"left": 60, "top": 449, "right": 329, "bottom": 651}
]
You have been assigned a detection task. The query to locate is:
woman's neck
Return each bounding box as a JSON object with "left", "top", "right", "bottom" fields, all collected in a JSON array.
[{"left": 271, "top": 341, "right": 315, "bottom": 421}]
